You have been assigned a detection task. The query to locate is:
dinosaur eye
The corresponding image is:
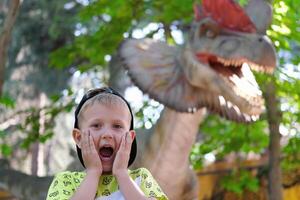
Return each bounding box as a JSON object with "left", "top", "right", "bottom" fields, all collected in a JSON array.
[
  {"left": 206, "top": 29, "right": 215, "bottom": 38},
  {"left": 198, "top": 20, "right": 219, "bottom": 38}
]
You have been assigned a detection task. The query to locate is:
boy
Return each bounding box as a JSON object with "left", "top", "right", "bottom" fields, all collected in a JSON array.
[{"left": 46, "top": 87, "right": 168, "bottom": 200}]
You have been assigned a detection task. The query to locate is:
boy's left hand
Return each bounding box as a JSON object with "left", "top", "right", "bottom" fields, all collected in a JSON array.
[{"left": 112, "top": 131, "right": 135, "bottom": 177}]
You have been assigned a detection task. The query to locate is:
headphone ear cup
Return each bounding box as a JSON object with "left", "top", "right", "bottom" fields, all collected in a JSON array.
[
  {"left": 76, "top": 145, "right": 85, "bottom": 168},
  {"left": 128, "top": 137, "right": 137, "bottom": 167}
]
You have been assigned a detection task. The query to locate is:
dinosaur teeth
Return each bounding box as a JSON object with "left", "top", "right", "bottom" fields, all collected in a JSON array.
[
  {"left": 219, "top": 98, "right": 257, "bottom": 122},
  {"left": 217, "top": 57, "right": 243, "bottom": 67},
  {"left": 187, "top": 107, "right": 197, "bottom": 113},
  {"left": 245, "top": 61, "right": 274, "bottom": 73},
  {"left": 251, "top": 115, "right": 260, "bottom": 121},
  {"left": 218, "top": 95, "right": 226, "bottom": 106},
  {"left": 244, "top": 114, "right": 252, "bottom": 122},
  {"left": 216, "top": 57, "right": 274, "bottom": 73},
  {"left": 220, "top": 72, "right": 263, "bottom": 115}
]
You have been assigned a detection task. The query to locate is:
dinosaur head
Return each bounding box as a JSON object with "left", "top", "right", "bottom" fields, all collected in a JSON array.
[
  {"left": 191, "top": 0, "right": 275, "bottom": 71},
  {"left": 119, "top": 0, "right": 276, "bottom": 122},
  {"left": 180, "top": 0, "right": 276, "bottom": 121}
]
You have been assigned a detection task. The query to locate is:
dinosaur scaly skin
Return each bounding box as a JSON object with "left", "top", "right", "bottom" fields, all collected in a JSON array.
[{"left": 119, "top": 0, "right": 276, "bottom": 199}]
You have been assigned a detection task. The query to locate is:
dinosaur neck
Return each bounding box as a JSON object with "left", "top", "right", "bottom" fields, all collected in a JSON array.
[{"left": 142, "top": 107, "right": 206, "bottom": 199}]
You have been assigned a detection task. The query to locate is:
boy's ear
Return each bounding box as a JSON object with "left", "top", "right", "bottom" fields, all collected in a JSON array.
[
  {"left": 129, "top": 130, "right": 136, "bottom": 140},
  {"left": 72, "top": 128, "right": 82, "bottom": 148}
]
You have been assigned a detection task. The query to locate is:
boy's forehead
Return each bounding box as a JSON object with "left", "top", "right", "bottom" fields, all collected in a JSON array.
[{"left": 78, "top": 93, "right": 132, "bottom": 121}]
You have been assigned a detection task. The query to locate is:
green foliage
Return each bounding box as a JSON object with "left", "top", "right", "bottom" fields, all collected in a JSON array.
[
  {"left": 51, "top": 0, "right": 138, "bottom": 70},
  {"left": 150, "top": 0, "right": 195, "bottom": 24},
  {"left": 17, "top": 95, "right": 75, "bottom": 150},
  {"left": 190, "top": 116, "right": 269, "bottom": 170},
  {"left": 282, "top": 136, "right": 300, "bottom": 171},
  {"left": 221, "top": 170, "right": 259, "bottom": 194},
  {"left": 0, "top": 144, "right": 13, "bottom": 157},
  {"left": 0, "top": 94, "right": 15, "bottom": 109},
  {"left": 0, "top": 89, "right": 76, "bottom": 158},
  {"left": 268, "top": 0, "right": 300, "bottom": 52},
  {"left": 50, "top": 0, "right": 197, "bottom": 71},
  {"left": 0, "top": 130, "right": 12, "bottom": 157},
  {"left": 237, "top": 0, "right": 248, "bottom": 6}
]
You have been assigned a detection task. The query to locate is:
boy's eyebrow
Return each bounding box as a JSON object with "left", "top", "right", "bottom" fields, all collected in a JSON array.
[
  {"left": 87, "top": 118, "right": 127, "bottom": 124},
  {"left": 112, "top": 119, "right": 126, "bottom": 123}
]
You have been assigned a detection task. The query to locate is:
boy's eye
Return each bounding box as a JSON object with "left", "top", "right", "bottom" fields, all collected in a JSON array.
[
  {"left": 113, "top": 124, "right": 123, "bottom": 129},
  {"left": 91, "top": 123, "right": 101, "bottom": 128}
]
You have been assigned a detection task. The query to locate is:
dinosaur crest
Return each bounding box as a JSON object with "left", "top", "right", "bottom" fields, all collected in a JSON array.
[
  {"left": 119, "top": 0, "right": 276, "bottom": 122},
  {"left": 194, "top": 0, "right": 256, "bottom": 33}
]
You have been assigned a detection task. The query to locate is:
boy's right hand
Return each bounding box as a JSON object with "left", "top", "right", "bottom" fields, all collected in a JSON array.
[{"left": 80, "top": 130, "right": 102, "bottom": 176}]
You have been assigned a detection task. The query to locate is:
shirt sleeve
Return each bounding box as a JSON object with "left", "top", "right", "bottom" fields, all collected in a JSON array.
[
  {"left": 139, "top": 168, "right": 169, "bottom": 200},
  {"left": 46, "top": 172, "right": 76, "bottom": 200}
]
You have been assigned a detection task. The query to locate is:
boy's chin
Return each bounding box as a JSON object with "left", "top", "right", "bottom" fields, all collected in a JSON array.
[
  {"left": 102, "top": 171, "right": 112, "bottom": 175},
  {"left": 102, "top": 165, "right": 113, "bottom": 174}
]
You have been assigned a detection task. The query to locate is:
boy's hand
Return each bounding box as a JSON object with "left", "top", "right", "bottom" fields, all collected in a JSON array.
[
  {"left": 112, "top": 131, "right": 135, "bottom": 177},
  {"left": 80, "top": 130, "right": 102, "bottom": 176}
]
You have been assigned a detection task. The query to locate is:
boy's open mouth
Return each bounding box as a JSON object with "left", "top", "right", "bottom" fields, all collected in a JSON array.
[{"left": 99, "top": 146, "right": 114, "bottom": 161}]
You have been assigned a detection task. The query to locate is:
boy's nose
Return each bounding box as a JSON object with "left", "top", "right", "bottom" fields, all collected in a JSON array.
[{"left": 100, "top": 129, "right": 113, "bottom": 140}]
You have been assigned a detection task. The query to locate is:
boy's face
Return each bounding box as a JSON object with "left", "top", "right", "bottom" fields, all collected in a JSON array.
[{"left": 74, "top": 101, "right": 131, "bottom": 173}]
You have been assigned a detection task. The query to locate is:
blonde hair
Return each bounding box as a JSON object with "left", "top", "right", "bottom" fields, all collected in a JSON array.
[{"left": 77, "top": 93, "right": 131, "bottom": 127}]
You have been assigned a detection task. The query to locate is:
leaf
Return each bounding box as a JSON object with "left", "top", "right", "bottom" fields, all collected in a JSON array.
[
  {"left": 0, "top": 144, "right": 12, "bottom": 157},
  {"left": 39, "top": 131, "right": 54, "bottom": 143},
  {"left": 221, "top": 170, "right": 259, "bottom": 194},
  {"left": 0, "top": 130, "right": 6, "bottom": 138},
  {"left": 50, "top": 94, "right": 61, "bottom": 103},
  {"left": 0, "top": 95, "right": 15, "bottom": 108}
]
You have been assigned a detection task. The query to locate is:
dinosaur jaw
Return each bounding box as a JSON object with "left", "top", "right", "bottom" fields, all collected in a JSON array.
[
  {"left": 195, "top": 53, "right": 273, "bottom": 74},
  {"left": 191, "top": 52, "right": 265, "bottom": 118}
]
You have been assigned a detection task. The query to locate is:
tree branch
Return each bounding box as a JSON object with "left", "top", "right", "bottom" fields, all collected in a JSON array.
[{"left": 0, "top": 0, "right": 20, "bottom": 96}]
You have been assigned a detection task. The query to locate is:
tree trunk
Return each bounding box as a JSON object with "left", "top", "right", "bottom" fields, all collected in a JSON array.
[
  {"left": 31, "top": 142, "right": 40, "bottom": 176},
  {"left": 263, "top": 80, "right": 283, "bottom": 200},
  {"left": 0, "top": 0, "right": 20, "bottom": 96}
]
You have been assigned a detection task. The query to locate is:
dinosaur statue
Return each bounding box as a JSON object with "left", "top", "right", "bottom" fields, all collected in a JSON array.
[{"left": 119, "top": 0, "right": 276, "bottom": 199}]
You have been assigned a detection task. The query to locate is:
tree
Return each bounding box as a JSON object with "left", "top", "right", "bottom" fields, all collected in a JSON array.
[
  {"left": 0, "top": 0, "right": 299, "bottom": 199},
  {"left": 0, "top": 0, "right": 20, "bottom": 96}
]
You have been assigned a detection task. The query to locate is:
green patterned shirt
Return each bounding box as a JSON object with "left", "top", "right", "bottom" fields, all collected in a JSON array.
[{"left": 46, "top": 168, "right": 168, "bottom": 200}]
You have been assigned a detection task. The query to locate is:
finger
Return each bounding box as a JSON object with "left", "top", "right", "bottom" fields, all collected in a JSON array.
[
  {"left": 88, "top": 131, "right": 92, "bottom": 151},
  {"left": 81, "top": 130, "right": 89, "bottom": 152},
  {"left": 82, "top": 130, "right": 92, "bottom": 154},
  {"left": 88, "top": 130, "right": 97, "bottom": 153},
  {"left": 81, "top": 130, "right": 87, "bottom": 148},
  {"left": 85, "top": 130, "right": 90, "bottom": 153},
  {"left": 120, "top": 132, "right": 126, "bottom": 149},
  {"left": 122, "top": 132, "right": 132, "bottom": 154},
  {"left": 126, "top": 131, "right": 133, "bottom": 146}
]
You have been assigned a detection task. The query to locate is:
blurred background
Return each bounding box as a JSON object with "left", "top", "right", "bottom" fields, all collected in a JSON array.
[{"left": 0, "top": 0, "right": 299, "bottom": 199}]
